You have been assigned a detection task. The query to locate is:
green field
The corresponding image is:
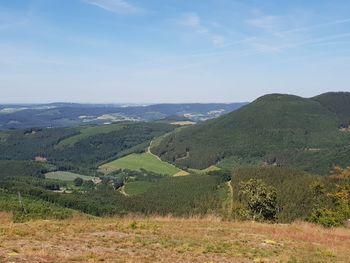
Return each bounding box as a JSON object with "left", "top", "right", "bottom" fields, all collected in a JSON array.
[
  {"left": 124, "top": 181, "right": 153, "bottom": 196},
  {"left": 100, "top": 152, "right": 182, "bottom": 176},
  {"left": 45, "top": 171, "right": 99, "bottom": 182},
  {"left": 56, "top": 124, "right": 126, "bottom": 148}
]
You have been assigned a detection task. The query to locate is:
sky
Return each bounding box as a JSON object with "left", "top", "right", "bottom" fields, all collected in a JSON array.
[{"left": 0, "top": 0, "right": 350, "bottom": 103}]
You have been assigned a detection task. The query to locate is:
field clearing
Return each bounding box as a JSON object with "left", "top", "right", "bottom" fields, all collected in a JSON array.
[
  {"left": 45, "top": 171, "right": 99, "bottom": 182},
  {"left": 0, "top": 132, "right": 9, "bottom": 141},
  {"left": 99, "top": 152, "right": 183, "bottom": 176},
  {"left": 170, "top": 121, "right": 196, "bottom": 126},
  {"left": 56, "top": 124, "right": 126, "bottom": 148},
  {"left": 0, "top": 107, "right": 27, "bottom": 114},
  {"left": 0, "top": 216, "right": 349, "bottom": 262},
  {"left": 124, "top": 181, "right": 153, "bottom": 196}
]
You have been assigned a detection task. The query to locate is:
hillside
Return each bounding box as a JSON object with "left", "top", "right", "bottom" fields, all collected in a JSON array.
[
  {"left": 0, "top": 122, "right": 175, "bottom": 171},
  {"left": 153, "top": 93, "right": 350, "bottom": 173},
  {"left": 1, "top": 215, "right": 350, "bottom": 262},
  {"left": 313, "top": 92, "right": 350, "bottom": 126}
]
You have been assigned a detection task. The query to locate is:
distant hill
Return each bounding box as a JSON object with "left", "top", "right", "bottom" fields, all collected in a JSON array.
[
  {"left": 153, "top": 93, "right": 350, "bottom": 174},
  {"left": 0, "top": 102, "right": 246, "bottom": 130}
]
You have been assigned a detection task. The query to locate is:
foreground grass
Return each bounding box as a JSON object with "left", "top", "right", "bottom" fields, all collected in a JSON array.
[
  {"left": 100, "top": 152, "right": 182, "bottom": 176},
  {"left": 0, "top": 215, "right": 349, "bottom": 262}
]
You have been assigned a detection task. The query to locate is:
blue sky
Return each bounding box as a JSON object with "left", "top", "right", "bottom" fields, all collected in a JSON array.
[{"left": 0, "top": 0, "right": 350, "bottom": 103}]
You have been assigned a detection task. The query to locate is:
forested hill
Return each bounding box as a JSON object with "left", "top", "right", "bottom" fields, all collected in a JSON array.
[
  {"left": 152, "top": 92, "right": 350, "bottom": 174},
  {"left": 312, "top": 92, "right": 350, "bottom": 126}
]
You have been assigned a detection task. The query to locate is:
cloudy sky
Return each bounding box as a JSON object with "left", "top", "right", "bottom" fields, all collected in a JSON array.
[{"left": 0, "top": 0, "right": 350, "bottom": 103}]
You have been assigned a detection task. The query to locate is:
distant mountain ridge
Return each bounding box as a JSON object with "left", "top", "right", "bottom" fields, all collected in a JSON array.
[
  {"left": 0, "top": 102, "right": 247, "bottom": 130},
  {"left": 153, "top": 92, "right": 350, "bottom": 174}
]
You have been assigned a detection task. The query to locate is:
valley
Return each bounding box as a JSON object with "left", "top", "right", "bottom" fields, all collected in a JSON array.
[
  {"left": 3, "top": 1, "right": 350, "bottom": 261},
  {"left": 0, "top": 92, "right": 350, "bottom": 262}
]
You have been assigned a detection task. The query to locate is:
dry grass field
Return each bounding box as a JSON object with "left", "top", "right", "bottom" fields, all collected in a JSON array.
[{"left": 1, "top": 213, "right": 350, "bottom": 262}]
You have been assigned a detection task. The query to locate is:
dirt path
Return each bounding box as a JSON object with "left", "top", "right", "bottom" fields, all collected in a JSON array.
[
  {"left": 147, "top": 140, "right": 162, "bottom": 161},
  {"left": 119, "top": 185, "right": 129, "bottom": 197},
  {"left": 148, "top": 140, "right": 190, "bottom": 177}
]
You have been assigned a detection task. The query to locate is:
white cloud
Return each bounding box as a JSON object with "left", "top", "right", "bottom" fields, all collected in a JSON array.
[
  {"left": 84, "top": 0, "right": 144, "bottom": 14},
  {"left": 246, "top": 15, "right": 281, "bottom": 34},
  {"left": 211, "top": 35, "right": 225, "bottom": 47},
  {"left": 177, "top": 12, "right": 225, "bottom": 47},
  {"left": 179, "top": 12, "right": 201, "bottom": 28}
]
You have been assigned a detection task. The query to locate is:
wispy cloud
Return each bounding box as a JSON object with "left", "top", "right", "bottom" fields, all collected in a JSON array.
[
  {"left": 83, "top": 0, "right": 145, "bottom": 14},
  {"left": 249, "top": 32, "right": 350, "bottom": 55},
  {"left": 245, "top": 12, "right": 350, "bottom": 54},
  {"left": 246, "top": 15, "right": 281, "bottom": 34},
  {"left": 177, "top": 12, "right": 225, "bottom": 47}
]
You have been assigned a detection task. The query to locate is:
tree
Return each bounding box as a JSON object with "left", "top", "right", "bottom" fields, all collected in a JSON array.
[
  {"left": 310, "top": 185, "right": 350, "bottom": 227},
  {"left": 208, "top": 169, "right": 231, "bottom": 182},
  {"left": 239, "top": 179, "right": 278, "bottom": 221},
  {"left": 83, "top": 180, "right": 95, "bottom": 189},
  {"left": 113, "top": 179, "right": 124, "bottom": 190},
  {"left": 331, "top": 165, "right": 350, "bottom": 179},
  {"left": 309, "top": 181, "right": 326, "bottom": 209},
  {"left": 74, "top": 177, "right": 84, "bottom": 187}
]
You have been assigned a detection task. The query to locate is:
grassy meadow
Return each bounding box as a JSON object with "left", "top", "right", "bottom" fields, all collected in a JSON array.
[
  {"left": 100, "top": 152, "right": 183, "bottom": 176},
  {"left": 45, "top": 171, "right": 98, "bottom": 182}
]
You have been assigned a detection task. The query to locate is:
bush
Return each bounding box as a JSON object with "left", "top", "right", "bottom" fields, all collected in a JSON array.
[
  {"left": 238, "top": 179, "right": 278, "bottom": 221},
  {"left": 74, "top": 177, "right": 83, "bottom": 187},
  {"left": 309, "top": 184, "right": 350, "bottom": 227}
]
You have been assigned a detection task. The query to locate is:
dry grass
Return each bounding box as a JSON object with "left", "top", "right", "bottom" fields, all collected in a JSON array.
[
  {"left": 0, "top": 212, "right": 12, "bottom": 224},
  {"left": 0, "top": 215, "right": 350, "bottom": 262}
]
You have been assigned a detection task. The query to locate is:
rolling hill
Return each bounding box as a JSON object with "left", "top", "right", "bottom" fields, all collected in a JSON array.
[{"left": 153, "top": 92, "right": 350, "bottom": 174}]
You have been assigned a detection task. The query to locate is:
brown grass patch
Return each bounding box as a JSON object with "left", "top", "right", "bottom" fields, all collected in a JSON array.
[
  {"left": 0, "top": 212, "right": 13, "bottom": 224},
  {"left": 0, "top": 216, "right": 349, "bottom": 262}
]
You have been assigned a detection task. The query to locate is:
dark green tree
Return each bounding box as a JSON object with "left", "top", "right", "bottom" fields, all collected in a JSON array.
[
  {"left": 74, "top": 177, "right": 84, "bottom": 187},
  {"left": 83, "top": 180, "right": 95, "bottom": 189}
]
